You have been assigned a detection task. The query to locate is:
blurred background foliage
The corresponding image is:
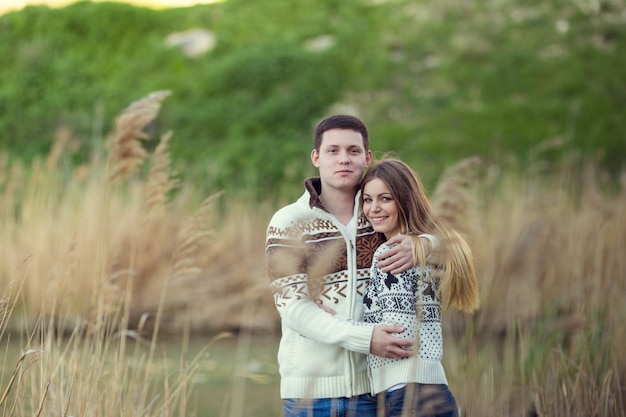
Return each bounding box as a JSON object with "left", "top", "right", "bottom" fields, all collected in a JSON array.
[{"left": 0, "top": 0, "right": 624, "bottom": 197}]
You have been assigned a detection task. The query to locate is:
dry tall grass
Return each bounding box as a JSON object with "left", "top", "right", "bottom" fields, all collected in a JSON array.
[
  {"left": 0, "top": 92, "right": 624, "bottom": 415},
  {"left": 0, "top": 261, "right": 223, "bottom": 416},
  {"left": 441, "top": 158, "right": 626, "bottom": 416},
  {"left": 0, "top": 91, "right": 272, "bottom": 416}
]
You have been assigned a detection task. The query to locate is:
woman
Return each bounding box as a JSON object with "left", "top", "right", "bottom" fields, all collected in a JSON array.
[{"left": 361, "top": 158, "right": 480, "bottom": 417}]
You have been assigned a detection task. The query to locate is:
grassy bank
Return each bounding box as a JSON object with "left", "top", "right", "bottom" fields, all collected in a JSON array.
[
  {"left": 1, "top": 0, "right": 625, "bottom": 191},
  {"left": 1, "top": 92, "right": 624, "bottom": 415}
]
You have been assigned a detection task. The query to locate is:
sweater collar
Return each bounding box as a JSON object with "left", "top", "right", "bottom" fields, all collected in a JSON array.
[
  {"left": 304, "top": 177, "right": 324, "bottom": 210},
  {"left": 303, "top": 177, "right": 362, "bottom": 212}
]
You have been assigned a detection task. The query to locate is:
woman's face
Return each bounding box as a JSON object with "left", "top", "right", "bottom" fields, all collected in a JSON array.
[{"left": 362, "top": 178, "right": 400, "bottom": 239}]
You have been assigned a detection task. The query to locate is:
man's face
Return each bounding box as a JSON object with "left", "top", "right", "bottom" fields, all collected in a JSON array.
[{"left": 311, "top": 128, "right": 372, "bottom": 192}]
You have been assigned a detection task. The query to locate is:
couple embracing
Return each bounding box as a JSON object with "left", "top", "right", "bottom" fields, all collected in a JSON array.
[{"left": 266, "top": 114, "right": 480, "bottom": 417}]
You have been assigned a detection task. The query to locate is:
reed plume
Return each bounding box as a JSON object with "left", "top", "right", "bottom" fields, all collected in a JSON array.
[
  {"left": 133, "top": 193, "right": 220, "bottom": 328},
  {"left": 141, "top": 131, "right": 179, "bottom": 224},
  {"left": 306, "top": 240, "right": 344, "bottom": 302},
  {"left": 108, "top": 90, "right": 171, "bottom": 182},
  {"left": 428, "top": 157, "right": 482, "bottom": 314},
  {"left": 171, "top": 193, "right": 220, "bottom": 283},
  {"left": 431, "top": 156, "right": 481, "bottom": 237}
]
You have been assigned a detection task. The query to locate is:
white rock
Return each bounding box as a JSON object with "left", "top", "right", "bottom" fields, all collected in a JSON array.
[{"left": 165, "top": 28, "right": 216, "bottom": 57}]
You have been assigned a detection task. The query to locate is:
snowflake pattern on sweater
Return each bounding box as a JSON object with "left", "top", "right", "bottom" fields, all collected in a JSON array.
[
  {"left": 364, "top": 242, "right": 447, "bottom": 392},
  {"left": 265, "top": 178, "right": 387, "bottom": 399}
]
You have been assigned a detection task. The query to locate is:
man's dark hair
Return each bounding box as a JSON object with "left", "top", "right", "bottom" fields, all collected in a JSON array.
[{"left": 313, "top": 114, "right": 369, "bottom": 152}]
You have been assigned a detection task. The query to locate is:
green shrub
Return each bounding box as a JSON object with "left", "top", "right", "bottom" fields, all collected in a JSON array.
[{"left": 0, "top": 0, "right": 624, "bottom": 194}]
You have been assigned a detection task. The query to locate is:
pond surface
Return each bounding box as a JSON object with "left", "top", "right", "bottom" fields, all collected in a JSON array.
[
  {"left": 1, "top": 331, "right": 282, "bottom": 417},
  {"left": 185, "top": 333, "right": 282, "bottom": 416}
]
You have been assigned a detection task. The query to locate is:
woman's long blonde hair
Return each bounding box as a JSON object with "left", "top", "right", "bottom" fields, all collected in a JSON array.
[{"left": 362, "top": 158, "right": 480, "bottom": 314}]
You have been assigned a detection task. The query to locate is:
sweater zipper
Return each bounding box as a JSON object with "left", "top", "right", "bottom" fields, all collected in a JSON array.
[
  {"left": 347, "top": 237, "right": 356, "bottom": 394},
  {"left": 317, "top": 207, "right": 360, "bottom": 395}
]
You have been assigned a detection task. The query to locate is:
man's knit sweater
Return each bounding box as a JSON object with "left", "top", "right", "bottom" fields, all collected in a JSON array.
[
  {"left": 364, "top": 241, "right": 448, "bottom": 394},
  {"left": 266, "top": 177, "right": 385, "bottom": 399}
]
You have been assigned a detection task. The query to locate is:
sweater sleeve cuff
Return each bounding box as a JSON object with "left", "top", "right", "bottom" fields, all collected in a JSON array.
[
  {"left": 419, "top": 233, "right": 438, "bottom": 260},
  {"left": 348, "top": 324, "right": 375, "bottom": 355}
]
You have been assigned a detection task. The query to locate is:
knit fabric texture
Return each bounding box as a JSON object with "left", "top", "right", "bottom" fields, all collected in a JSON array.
[
  {"left": 266, "top": 177, "right": 385, "bottom": 399},
  {"left": 364, "top": 242, "right": 448, "bottom": 394}
]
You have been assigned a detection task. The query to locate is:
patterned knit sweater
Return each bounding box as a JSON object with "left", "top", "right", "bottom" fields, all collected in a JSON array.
[
  {"left": 364, "top": 242, "right": 448, "bottom": 394},
  {"left": 266, "top": 177, "right": 385, "bottom": 399}
]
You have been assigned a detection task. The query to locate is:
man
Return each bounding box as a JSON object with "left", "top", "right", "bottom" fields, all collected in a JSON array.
[{"left": 266, "top": 114, "right": 431, "bottom": 417}]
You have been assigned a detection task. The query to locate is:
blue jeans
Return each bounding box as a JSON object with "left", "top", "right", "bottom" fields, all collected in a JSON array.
[
  {"left": 381, "top": 384, "right": 459, "bottom": 417},
  {"left": 283, "top": 394, "right": 378, "bottom": 417}
]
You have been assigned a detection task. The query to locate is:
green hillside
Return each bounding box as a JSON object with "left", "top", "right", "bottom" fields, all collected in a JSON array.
[{"left": 1, "top": 0, "right": 624, "bottom": 194}]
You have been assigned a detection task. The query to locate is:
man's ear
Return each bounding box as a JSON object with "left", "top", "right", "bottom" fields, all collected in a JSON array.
[
  {"left": 365, "top": 150, "right": 373, "bottom": 166},
  {"left": 311, "top": 149, "right": 320, "bottom": 167}
]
